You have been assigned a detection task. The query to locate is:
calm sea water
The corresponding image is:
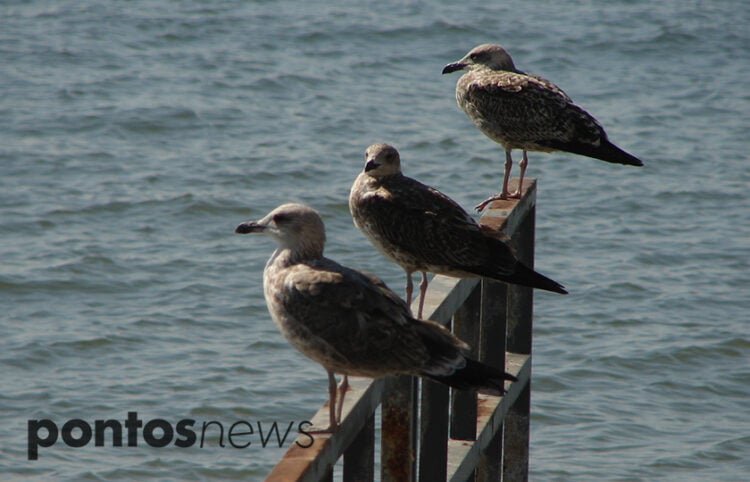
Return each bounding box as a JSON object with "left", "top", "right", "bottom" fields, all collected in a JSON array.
[{"left": 2, "top": 1, "right": 749, "bottom": 480}]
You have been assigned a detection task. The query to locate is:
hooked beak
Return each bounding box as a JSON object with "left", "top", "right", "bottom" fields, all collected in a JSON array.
[
  {"left": 364, "top": 159, "right": 379, "bottom": 172},
  {"left": 442, "top": 62, "right": 466, "bottom": 74},
  {"left": 235, "top": 221, "right": 265, "bottom": 234}
]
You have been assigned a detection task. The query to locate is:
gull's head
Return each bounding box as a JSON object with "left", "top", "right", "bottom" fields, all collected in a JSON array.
[
  {"left": 442, "top": 43, "right": 517, "bottom": 74},
  {"left": 235, "top": 203, "right": 326, "bottom": 256},
  {"left": 362, "top": 143, "right": 402, "bottom": 178}
]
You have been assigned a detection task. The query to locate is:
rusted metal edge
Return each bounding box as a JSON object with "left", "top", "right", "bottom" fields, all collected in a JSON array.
[
  {"left": 265, "top": 376, "right": 385, "bottom": 482},
  {"left": 446, "top": 352, "right": 531, "bottom": 481},
  {"left": 381, "top": 375, "right": 417, "bottom": 481},
  {"left": 481, "top": 178, "right": 537, "bottom": 237}
]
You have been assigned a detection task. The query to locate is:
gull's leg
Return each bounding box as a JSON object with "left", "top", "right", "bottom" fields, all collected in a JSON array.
[
  {"left": 417, "top": 271, "right": 429, "bottom": 319},
  {"left": 304, "top": 370, "right": 340, "bottom": 434},
  {"left": 510, "top": 150, "right": 528, "bottom": 198},
  {"left": 405, "top": 270, "right": 414, "bottom": 308},
  {"left": 476, "top": 149, "right": 514, "bottom": 211},
  {"left": 501, "top": 149, "right": 513, "bottom": 198},
  {"left": 327, "top": 370, "right": 339, "bottom": 432},
  {"left": 335, "top": 375, "right": 349, "bottom": 425}
]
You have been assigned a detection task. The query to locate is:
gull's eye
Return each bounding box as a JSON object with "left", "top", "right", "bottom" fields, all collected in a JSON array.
[{"left": 273, "top": 213, "right": 289, "bottom": 224}]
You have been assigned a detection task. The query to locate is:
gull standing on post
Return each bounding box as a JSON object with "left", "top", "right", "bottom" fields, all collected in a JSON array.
[
  {"left": 349, "top": 143, "right": 567, "bottom": 319},
  {"left": 442, "top": 43, "right": 643, "bottom": 210},
  {"left": 235, "top": 203, "right": 517, "bottom": 432}
]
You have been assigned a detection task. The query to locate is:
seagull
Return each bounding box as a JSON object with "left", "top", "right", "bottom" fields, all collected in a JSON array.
[
  {"left": 442, "top": 43, "right": 643, "bottom": 211},
  {"left": 349, "top": 143, "right": 567, "bottom": 319},
  {"left": 236, "top": 202, "right": 517, "bottom": 432}
]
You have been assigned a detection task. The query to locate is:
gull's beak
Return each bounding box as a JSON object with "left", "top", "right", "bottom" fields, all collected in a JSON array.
[
  {"left": 235, "top": 221, "right": 265, "bottom": 234},
  {"left": 442, "top": 61, "right": 466, "bottom": 74},
  {"left": 364, "top": 159, "right": 380, "bottom": 172}
]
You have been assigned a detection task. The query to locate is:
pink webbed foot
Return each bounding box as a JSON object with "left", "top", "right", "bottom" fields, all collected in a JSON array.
[{"left": 475, "top": 191, "right": 518, "bottom": 211}]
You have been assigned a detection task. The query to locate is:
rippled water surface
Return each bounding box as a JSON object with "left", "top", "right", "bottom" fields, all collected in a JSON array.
[{"left": 2, "top": 1, "right": 749, "bottom": 480}]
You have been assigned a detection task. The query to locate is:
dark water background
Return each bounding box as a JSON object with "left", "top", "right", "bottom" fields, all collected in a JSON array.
[{"left": 2, "top": 1, "right": 748, "bottom": 480}]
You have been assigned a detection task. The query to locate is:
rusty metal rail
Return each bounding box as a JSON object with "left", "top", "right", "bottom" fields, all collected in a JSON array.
[{"left": 265, "top": 178, "right": 539, "bottom": 482}]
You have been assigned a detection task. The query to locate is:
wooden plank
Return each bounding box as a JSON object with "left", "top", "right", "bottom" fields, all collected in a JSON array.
[
  {"left": 446, "top": 353, "right": 530, "bottom": 482},
  {"left": 265, "top": 377, "right": 384, "bottom": 482}
]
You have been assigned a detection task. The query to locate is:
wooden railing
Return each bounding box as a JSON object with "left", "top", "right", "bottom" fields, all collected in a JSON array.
[{"left": 265, "top": 178, "right": 539, "bottom": 482}]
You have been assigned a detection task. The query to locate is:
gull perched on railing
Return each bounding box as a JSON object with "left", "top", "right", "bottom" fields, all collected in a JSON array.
[
  {"left": 443, "top": 43, "right": 643, "bottom": 210},
  {"left": 349, "top": 143, "right": 567, "bottom": 319},
  {"left": 236, "top": 203, "right": 517, "bottom": 432}
]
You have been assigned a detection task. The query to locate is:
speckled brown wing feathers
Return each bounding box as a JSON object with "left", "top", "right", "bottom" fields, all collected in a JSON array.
[
  {"left": 359, "top": 175, "right": 519, "bottom": 278},
  {"left": 278, "top": 257, "right": 461, "bottom": 376},
  {"left": 461, "top": 71, "right": 604, "bottom": 149}
]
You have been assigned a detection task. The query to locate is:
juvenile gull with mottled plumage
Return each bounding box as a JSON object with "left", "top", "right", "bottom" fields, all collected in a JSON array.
[
  {"left": 349, "top": 143, "right": 567, "bottom": 319},
  {"left": 235, "top": 202, "right": 517, "bottom": 432},
  {"left": 443, "top": 43, "right": 643, "bottom": 210}
]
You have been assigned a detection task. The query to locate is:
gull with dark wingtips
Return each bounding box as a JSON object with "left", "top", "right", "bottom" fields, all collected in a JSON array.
[
  {"left": 236, "top": 202, "right": 517, "bottom": 432},
  {"left": 349, "top": 143, "right": 567, "bottom": 319},
  {"left": 443, "top": 43, "right": 643, "bottom": 210}
]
